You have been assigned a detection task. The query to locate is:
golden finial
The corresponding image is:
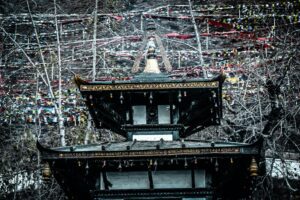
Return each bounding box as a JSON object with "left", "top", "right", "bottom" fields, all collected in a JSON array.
[
  {"left": 249, "top": 157, "right": 258, "bottom": 177},
  {"left": 42, "top": 163, "right": 51, "bottom": 181}
]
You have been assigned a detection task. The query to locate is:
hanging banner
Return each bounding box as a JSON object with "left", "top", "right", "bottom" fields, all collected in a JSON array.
[
  {"left": 164, "top": 33, "right": 195, "bottom": 39},
  {"left": 208, "top": 20, "right": 232, "bottom": 29}
]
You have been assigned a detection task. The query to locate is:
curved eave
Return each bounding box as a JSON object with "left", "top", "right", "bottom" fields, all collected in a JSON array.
[
  {"left": 37, "top": 138, "right": 263, "bottom": 161},
  {"left": 78, "top": 76, "right": 224, "bottom": 93},
  {"left": 73, "top": 74, "right": 89, "bottom": 88},
  {"left": 83, "top": 74, "right": 224, "bottom": 85},
  {"left": 37, "top": 140, "right": 58, "bottom": 154},
  {"left": 74, "top": 74, "right": 225, "bottom": 91}
]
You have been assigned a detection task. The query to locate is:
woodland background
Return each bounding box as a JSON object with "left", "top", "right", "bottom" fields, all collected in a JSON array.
[{"left": 0, "top": 0, "right": 300, "bottom": 199}]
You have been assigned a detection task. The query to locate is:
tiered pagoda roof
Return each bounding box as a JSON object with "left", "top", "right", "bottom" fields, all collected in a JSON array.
[{"left": 38, "top": 24, "right": 264, "bottom": 200}]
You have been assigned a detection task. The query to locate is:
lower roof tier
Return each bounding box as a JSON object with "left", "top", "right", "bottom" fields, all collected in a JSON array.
[
  {"left": 37, "top": 138, "right": 262, "bottom": 161},
  {"left": 38, "top": 138, "right": 264, "bottom": 200}
]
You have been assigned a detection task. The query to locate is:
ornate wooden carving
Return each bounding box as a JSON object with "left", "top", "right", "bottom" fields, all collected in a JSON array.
[{"left": 80, "top": 81, "right": 219, "bottom": 91}]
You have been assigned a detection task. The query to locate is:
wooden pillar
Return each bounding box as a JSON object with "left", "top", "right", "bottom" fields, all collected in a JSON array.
[
  {"left": 191, "top": 165, "right": 195, "bottom": 188},
  {"left": 148, "top": 168, "right": 154, "bottom": 189}
]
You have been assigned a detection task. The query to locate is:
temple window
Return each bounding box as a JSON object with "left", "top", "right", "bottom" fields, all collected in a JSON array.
[
  {"left": 132, "top": 105, "right": 172, "bottom": 125},
  {"left": 132, "top": 105, "right": 146, "bottom": 124},
  {"left": 158, "top": 105, "right": 170, "bottom": 124}
]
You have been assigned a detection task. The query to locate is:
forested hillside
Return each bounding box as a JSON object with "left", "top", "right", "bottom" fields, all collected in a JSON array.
[{"left": 1, "top": 0, "right": 299, "bottom": 199}]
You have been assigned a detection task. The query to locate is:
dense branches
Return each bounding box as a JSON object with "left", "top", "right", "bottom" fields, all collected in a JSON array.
[{"left": 0, "top": 0, "right": 300, "bottom": 199}]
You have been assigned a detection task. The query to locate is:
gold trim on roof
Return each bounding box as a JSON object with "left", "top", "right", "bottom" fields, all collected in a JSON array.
[
  {"left": 80, "top": 81, "right": 219, "bottom": 91},
  {"left": 53, "top": 147, "right": 241, "bottom": 159}
]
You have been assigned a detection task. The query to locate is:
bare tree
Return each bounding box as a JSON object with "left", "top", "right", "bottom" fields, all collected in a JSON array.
[{"left": 0, "top": 0, "right": 299, "bottom": 199}]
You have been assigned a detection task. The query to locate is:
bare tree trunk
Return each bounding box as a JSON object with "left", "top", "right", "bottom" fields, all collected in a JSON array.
[
  {"left": 188, "top": 0, "right": 205, "bottom": 77},
  {"left": 34, "top": 70, "right": 42, "bottom": 199},
  {"left": 54, "top": 0, "right": 65, "bottom": 146},
  {"left": 92, "top": 0, "right": 98, "bottom": 81},
  {"left": 27, "top": 0, "right": 65, "bottom": 145},
  {"left": 206, "top": 19, "right": 209, "bottom": 51},
  {"left": 84, "top": 114, "right": 92, "bottom": 144}
]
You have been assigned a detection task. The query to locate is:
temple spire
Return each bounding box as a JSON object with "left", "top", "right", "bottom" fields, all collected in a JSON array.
[
  {"left": 143, "top": 38, "right": 160, "bottom": 74},
  {"left": 132, "top": 21, "right": 172, "bottom": 73}
]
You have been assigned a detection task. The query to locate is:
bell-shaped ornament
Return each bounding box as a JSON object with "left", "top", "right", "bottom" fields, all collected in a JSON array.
[
  {"left": 143, "top": 47, "right": 160, "bottom": 74},
  {"left": 42, "top": 163, "right": 51, "bottom": 181},
  {"left": 249, "top": 157, "right": 258, "bottom": 177}
]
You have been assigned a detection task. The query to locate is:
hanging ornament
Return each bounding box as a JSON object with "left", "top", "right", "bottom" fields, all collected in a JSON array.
[
  {"left": 148, "top": 159, "right": 153, "bottom": 169},
  {"left": 118, "top": 161, "right": 122, "bottom": 171},
  {"left": 42, "top": 163, "right": 51, "bottom": 181},
  {"left": 154, "top": 160, "right": 158, "bottom": 167},
  {"left": 215, "top": 159, "right": 219, "bottom": 172},
  {"left": 102, "top": 160, "right": 106, "bottom": 168},
  {"left": 125, "top": 161, "right": 130, "bottom": 167},
  {"left": 85, "top": 162, "right": 89, "bottom": 175},
  {"left": 120, "top": 92, "right": 124, "bottom": 104},
  {"left": 249, "top": 157, "right": 258, "bottom": 177},
  {"left": 178, "top": 91, "right": 182, "bottom": 102},
  {"left": 184, "top": 157, "right": 188, "bottom": 168},
  {"left": 149, "top": 92, "right": 153, "bottom": 104}
]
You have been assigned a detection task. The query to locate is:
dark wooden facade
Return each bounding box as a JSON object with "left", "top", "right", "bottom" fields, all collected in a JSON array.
[
  {"left": 38, "top": 72, "right": 264, "bottom": 200},
  {"left": 74, "top": 73, "right": 224, "bottom": 139},
  {"left": 38, "top": 139, "right": 263, "bottom": 199}
]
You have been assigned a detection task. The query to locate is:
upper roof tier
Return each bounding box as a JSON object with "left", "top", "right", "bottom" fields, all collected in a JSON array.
[
  {"left": 74, "top": 73, "right": 225, "bottom": 139},
  {"left": 74, "top": 29, "right": 225, "bottom": 140}
]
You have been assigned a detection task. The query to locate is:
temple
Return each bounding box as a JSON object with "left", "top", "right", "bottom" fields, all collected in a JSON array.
[{"left": 37, "top": 23, "right": 264, "bottom": 200}]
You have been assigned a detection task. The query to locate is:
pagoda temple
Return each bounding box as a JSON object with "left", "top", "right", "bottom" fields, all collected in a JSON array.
[{"left": 38, "top": 22, "right": 264, "bottom": 200}]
